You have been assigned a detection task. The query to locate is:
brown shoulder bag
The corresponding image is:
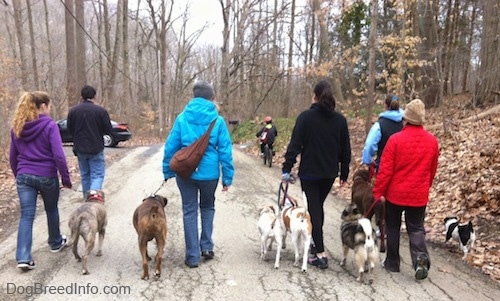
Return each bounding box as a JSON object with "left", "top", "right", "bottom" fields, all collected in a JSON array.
[{"left": 169, "top": 120, "right": 216, "bottom": 179}]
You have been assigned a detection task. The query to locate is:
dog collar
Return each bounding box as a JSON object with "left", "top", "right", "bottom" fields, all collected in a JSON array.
[{"left": 86, "top": 194, "right": 104, "bottom": 203}]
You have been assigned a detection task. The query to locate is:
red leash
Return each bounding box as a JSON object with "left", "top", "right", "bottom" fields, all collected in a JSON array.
[{"left": 368, "top": 161, "right": 376, "bottom": 182}]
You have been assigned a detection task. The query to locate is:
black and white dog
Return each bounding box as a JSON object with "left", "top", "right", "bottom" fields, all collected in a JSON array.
[{"left": 444, "top": 217, "right": 476, "bottom": 260}]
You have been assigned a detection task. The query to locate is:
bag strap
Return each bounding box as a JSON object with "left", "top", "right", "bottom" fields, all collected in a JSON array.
[{"left": 206, "top": 119, "right": 217, "bottom": 135}]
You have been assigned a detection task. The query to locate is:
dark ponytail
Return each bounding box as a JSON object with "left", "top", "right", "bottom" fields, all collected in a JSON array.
[
  {"left": 313, "top": 79, "right": 336, "bottom": 112},
  {"left": 385, "top": 94, "right": 399, "bottom": 110}
]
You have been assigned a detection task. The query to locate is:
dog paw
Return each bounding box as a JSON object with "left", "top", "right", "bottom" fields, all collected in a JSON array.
[
  {"left": 301, "top": 269, "right": 307, "bottom": 273},
  {"left": 340, "top": 259, "right": 346, "bottom": 266},
  {"left": 82, "top": 270, "right": 89, "bottom": 275},
  {"left": 96, "top": 251, "right": 102, "bottom": 257},
  {"left": 153, "top": 271, "right": 161, "bottom": 278},
  {"left": 141, "top": 275, "right": 149, "bottom": 280}
]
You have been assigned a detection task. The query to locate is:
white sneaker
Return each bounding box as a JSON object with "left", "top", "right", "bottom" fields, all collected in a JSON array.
[{"left": 51, "top": 235, "right": 67, "bottom": 253}]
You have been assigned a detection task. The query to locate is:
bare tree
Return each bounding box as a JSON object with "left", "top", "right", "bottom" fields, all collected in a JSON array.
[
  {"left": 284, "top": 0, "right": 296, "bottom": 118},
  {"left": 64, "top": 0, "right": 78, "bottom": 106},
  {"left": 474, "top": 0, "right": 499, "bottom": 106},
  {"left": 26, "top": 0, "right": 39, "bottom": 89},
  {"left": 365, "top": 0, "right": 378, "bottom": 134},
  {"left": 75, "top": 0, "right": 86, "bottom": 88},
  {"left": 12, "top": 0, "right": 28, "bottom": 89}
]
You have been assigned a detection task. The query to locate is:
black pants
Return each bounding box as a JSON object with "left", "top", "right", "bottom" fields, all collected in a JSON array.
[
  {"left": 300, "top": 178, "right": 335, "bottom": 254},
  {"left": 384, "top": 201, "right": 430, "bottom": 271}
]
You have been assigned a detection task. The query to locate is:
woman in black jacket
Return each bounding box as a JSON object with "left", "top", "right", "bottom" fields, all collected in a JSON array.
[{"left": 282, "top": 79, "right": 351, "bottom": 269}]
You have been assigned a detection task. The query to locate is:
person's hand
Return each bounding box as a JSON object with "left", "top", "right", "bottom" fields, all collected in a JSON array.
[
  {"left": 379, "top": 196, "right": 386, "bottom": 203},
  {"left": 339, "top": 179, "right": 347, "bottom": 188},
  {"left": 62, "top": 179, "right": 72, "bottom": 189},
  {"left": 282, "top": 172, "right": 291, "bottom": 183},
  {"left": 222, "top": 185, "right": 229, "bottom": 192}
]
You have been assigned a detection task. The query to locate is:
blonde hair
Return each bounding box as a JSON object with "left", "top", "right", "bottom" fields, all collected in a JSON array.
[{"left": 12, "top": 91, "right": 51, "bottom": 138}]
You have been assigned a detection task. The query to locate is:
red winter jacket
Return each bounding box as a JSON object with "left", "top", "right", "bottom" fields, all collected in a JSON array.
[{"left": 373, "top": 125, "right": 439, "bottom": 207}]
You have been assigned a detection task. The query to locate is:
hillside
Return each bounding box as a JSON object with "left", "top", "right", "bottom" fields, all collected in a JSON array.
[{"left": 234, "top": 95, "right": 500, "bottom": 283}]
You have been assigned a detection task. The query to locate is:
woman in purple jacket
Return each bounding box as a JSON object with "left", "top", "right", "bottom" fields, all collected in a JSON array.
[{"left": 10, "top": 91, "right": 72, "bottom": 271}]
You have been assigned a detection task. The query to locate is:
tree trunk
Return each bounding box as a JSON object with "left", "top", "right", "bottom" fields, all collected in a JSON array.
[
  {"left": 284, "top": 0, "right": 295, "bottom": 118},
  {"left": 474, "top": 0, "right": 500, "bottom": 106},
  {"left": 365, "top": 0, "right": 378, "bottom": 134},
  {"left": 107, "top": 0, "right": 122, "bottom": 110},
  {"left": 418, "top": 0, "right": 440, "bottom": 107},
  {"left": 75, "top": 0, "right": 86, "bottom": 89},
  {"left": 219, "top": 0, "right": 231, "bottom": 115},
  {"left": 26, "top": 0, "right": 39, "bottom": 90},
  {"left": 122, "top": 0, "right": 130, "bottom": 116},
  {"left": 42, "top": 0, "right": 54, "bottom": 94},
  {"left": 12, "top": 0, "right": 28, "bottom": 89},
  {"left": 65, "top": 0, "right": 78, "bottom": 106}
]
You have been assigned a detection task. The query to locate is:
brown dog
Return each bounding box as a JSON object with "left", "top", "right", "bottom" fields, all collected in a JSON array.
[
  {"left": 133, "top": 195, "right": 168, "bottom": 280},
  {"left": 351, "top": 167, "right": 385, "bottom": 252},
  {"left": 68, "top": 190, "right": 107, "bottom": 275}
]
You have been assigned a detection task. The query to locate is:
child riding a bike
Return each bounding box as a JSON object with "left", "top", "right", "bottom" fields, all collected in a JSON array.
[{"left": 256, "top": 116, "right": 278, "bottom": 157}]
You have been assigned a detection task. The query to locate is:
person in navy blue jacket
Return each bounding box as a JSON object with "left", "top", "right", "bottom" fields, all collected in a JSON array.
[
  {"left": 361, "top": 94, "right": 403, "bottom": 172},
  {"left": 282, "top": 79, "right": 351, "bottom": 269},
  {"left": 162, "top": 80, "right": 234, "bottom": 268}
]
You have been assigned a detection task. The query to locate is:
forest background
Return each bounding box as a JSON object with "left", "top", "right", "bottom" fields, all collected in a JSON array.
[{"left": 0, "top": 0, "right": 498, "bottom": 283}]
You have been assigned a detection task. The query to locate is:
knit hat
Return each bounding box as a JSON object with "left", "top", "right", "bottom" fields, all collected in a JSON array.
[
  {"left": 193, "top": 80, "right": 214, "bottom": 100},
  {"left": 403, "top": 99, "right": 425, "bottom": 125}
]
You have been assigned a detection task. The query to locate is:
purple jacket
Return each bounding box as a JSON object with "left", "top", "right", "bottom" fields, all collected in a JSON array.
[{"left": 10, "top": 114, "right": 71, "bottom": 187}]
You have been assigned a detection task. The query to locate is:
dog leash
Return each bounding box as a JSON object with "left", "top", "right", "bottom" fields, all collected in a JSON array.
[
  {"left": 277, "top": 179, "right": 298, "bottom": 210},
  {"left": 151, "top": 180, "right": 166, "bottom": 196}
]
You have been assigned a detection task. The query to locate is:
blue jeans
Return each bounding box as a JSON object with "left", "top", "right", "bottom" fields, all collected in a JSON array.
[
  {"left": 176, "top": 177, "right": 218, "bottom": 265},
  {"left": 77, "top": 151, "right": 105, "bottom": 197},
  {"left": 16, "top": 174, "right": 64, "bottom": 263}
]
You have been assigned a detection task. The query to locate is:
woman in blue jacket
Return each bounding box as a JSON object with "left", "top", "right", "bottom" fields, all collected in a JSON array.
[{"left": 162, "top": 81, "right": 234, "bottom": 268}]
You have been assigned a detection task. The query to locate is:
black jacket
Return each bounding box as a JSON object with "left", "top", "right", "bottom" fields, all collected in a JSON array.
[
  {"left": 67, "top": 100, "right": 113, "bottom": 154},
  {"left": 256, "top": 124, "right": 278, "bottom": 144},
  {"left": 282, "top": 103, "right": 351, "bottom": 181}
]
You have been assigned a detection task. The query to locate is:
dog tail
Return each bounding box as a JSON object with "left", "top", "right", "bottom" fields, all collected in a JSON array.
[
  {"left": 68, "top": 215, "right": 84, "bottom": 246},
  {"left": 149, "top": 205, "right": 159, "bottom": 220},
  {"left": 302, "top": 191, "right": 308, "bottom": 211},
  {"left": 358, "top": 218, "right": 375, "bottom": 252}
]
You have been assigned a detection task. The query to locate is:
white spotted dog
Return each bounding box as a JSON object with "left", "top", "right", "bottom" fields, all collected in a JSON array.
[
  {"left": 257, "top": 205, "right": 283, "bottom": 269},
  {"left": 281, "top": 192, "right": 312, "bottom": 273}
]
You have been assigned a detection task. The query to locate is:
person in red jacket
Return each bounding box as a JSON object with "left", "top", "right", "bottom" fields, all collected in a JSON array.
[{"left": 373, "top": 98, "right": 439, "bottom": 280}]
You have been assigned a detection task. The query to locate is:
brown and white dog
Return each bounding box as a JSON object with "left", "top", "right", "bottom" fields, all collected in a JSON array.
[
  {"left": 340, "top": 203, "right": 379, "bottom": 283},
  {"left": 133, "top": 195, "right": 168, "bottom": 280},
  {"left": 351, "top": 167, "right": 385, "bottom": 252},
  {"left": 68, "top": 190, "right": 107, "bottom": 275},
  {"left": 280, "top": 192, "right": 312, "bottom": 273},
  {"left": 257, "top": 205, "right": 283, "bottom": 268}
]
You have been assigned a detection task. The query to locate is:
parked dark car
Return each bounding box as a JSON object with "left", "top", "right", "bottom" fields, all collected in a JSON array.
[{"left": 56, "top": 119, "right": 132, "bottom": 147}]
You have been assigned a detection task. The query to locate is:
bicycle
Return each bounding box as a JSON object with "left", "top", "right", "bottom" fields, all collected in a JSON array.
[{"left": 263, "top": 143, "right": 273, "bottom": 167}]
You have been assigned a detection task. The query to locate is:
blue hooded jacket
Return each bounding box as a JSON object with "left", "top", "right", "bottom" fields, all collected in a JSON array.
[
  {"left": 162, "top": 98, "right": 234, "bottom": 186},
  {"left": 362, "top": 109, "right": 404, "bottom": 165}
]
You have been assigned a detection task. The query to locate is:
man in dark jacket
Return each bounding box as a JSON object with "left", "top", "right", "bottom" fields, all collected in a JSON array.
[{"left": 67, "top": 85, "right": 113, "bottom": 198}]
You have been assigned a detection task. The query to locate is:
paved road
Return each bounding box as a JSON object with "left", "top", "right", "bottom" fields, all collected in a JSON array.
[{"left": 0, "top": 145, "right": 498, "bottom": 301}]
